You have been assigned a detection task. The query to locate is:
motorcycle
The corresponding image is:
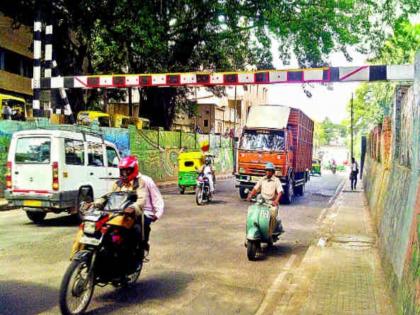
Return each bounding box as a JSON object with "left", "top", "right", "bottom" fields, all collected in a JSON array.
[
  {"left": 59, "top": 192, "right": 145, "bottom": 315},
  {"left": 245, "top": 194, "right": 283, "bottom": 261},
  {"left": 195, "top": 173, "right": 212, "bottom": 205}
]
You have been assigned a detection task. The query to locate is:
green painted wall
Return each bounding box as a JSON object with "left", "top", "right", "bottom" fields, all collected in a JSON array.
[
  {"left": 364, "top": 81, "right": 419, "bottom": 314},
  {"left": 129, "top": 127, "right": 234, "bottom": 182}
]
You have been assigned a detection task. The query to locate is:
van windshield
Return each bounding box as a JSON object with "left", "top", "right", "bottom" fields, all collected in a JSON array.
[
  {"left": 15, "top": 137, "right": 51, "bottom": 164},
  {"left": 240, "top": 130, "right": 285, "bottom": 151}
]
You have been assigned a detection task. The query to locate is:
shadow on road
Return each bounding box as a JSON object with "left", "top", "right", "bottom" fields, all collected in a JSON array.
[
  {"left": 26, "top": 214, "right": 80, "bottom": 228},
  {"left": 0, "top": 280, "right": 57, "bottom": 315},
  {"left": 88, "top": 271, "right": 194, "bottom": 314}
]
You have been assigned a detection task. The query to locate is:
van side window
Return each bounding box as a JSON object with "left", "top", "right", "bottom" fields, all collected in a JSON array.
[
  {"left": 106, "top": 146, "right": 119, "bottom": 167},
  {"left": 88, "top": 143, "right": 104, "bottom": 167},
  {"left": 65, "top": 139, "right": 84, "bottom": 165}
]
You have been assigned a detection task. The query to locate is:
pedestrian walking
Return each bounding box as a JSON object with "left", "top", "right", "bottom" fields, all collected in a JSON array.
[{"left": 350, "top": 157, "right": 359, "bottom": 190}]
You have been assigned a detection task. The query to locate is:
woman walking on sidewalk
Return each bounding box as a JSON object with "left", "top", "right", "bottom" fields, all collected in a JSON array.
[{"left": 350, "top": 157, "right": 359, "bottom": 190}]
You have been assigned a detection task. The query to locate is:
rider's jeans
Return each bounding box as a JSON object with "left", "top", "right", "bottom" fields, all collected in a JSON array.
[{"left": 205, "top": 174, "right": 214, "bottom": 192}]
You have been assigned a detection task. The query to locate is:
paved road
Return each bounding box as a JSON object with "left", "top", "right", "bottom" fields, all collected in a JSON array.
[{"left": 0, "top": 173, "right": 344, "bottom": 315}]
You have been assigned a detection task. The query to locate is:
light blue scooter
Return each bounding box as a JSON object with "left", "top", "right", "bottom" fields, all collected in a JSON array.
[{"left": 245, "top": 194, "right": 283, "bottom": 261}]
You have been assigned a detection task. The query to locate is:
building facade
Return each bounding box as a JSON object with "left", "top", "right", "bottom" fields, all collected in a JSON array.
[
  {"left": 173, "top": 85, "right": 268, "bottom": 134},
  {"left": 0, "top": 13, "right": 33, "bottom": 100}
]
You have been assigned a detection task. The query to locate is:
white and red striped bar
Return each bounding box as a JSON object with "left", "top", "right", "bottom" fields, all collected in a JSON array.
[{"left": 37, "top": 65, "right": 414, "bottom": 89}]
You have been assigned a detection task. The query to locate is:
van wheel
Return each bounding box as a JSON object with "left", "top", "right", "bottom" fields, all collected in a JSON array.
[
  {"left": 76, "top": 188, "right": 93, "bottom": 221},
  {"left": 26, "top": 211, "right": 46, "bottom": 224}
]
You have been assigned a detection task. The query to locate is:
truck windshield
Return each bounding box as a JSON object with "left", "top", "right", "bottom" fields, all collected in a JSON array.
[{"left": 240, "top": 130, "right": 285, "bottom": 151}]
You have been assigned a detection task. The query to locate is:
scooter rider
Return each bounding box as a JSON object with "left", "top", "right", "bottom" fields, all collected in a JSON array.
[
  {"left": 199, "top": 156, "right": 215, "bottom": 195},
  {"left": 93, "top": 156, "right": 164, "bottom": 256},
  {"left": 246, "top": 162, "right": 283, "bottom": 234}
]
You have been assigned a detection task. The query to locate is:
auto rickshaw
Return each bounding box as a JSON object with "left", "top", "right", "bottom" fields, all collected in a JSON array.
[
  {"left": 311, "top": 159, "right": 322, "bottom": 176},
  {"left": 0, "top": 93, "right": 27, "bottom": 120},
  {"left": 177, "top": 151, "right": 205, "bottom": 194},
  {"left": 77, "top": 111, "right": 111, "bottom": 127}
]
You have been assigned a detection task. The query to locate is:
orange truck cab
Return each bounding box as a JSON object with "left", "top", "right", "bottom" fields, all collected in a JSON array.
[{"left": 235, "top": 104, "right": 314, "bottom": 204}]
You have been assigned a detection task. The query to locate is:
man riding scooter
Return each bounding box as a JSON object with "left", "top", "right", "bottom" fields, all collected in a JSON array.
[
  {"left": 93, "top": 156, "right": 164, "bottom": 257},
  {"left": 246, "top": 162, "right": 283, "bottom": 235}
]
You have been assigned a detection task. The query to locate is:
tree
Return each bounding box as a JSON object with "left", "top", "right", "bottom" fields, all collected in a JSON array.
[
  {"left": 2, "top": 1, "right": 418, "bottom": 128},
  {"left": 347, "top": 21, "right": 420, "bottom": 134}
]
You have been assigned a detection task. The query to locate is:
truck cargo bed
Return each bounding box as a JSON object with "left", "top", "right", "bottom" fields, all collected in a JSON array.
[{"left": 288, "top": 109, "right": 314, "bottom": 173}]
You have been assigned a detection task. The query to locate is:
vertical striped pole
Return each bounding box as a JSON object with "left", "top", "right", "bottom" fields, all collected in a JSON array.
[
  {"left": 44, "top": 19, "right": 54, "bottom": 116},
  {"left": 51, "top": 58, "right": 75, "bottom": 123},
  {"left": 32, "top": 10, "right": 42, "bottom": 117}
]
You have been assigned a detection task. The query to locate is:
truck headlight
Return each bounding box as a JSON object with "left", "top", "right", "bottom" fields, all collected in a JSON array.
[
  {"left": 84, "top": 221, "right": 96, "bottom": 234},
  {"left": 275, "top": 170, "right": 282, "bottom": 176},
  {"left": 239, "top": 168, "right": 245, "bottom": 173}
]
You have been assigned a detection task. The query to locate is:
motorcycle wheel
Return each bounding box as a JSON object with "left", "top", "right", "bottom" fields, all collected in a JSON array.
[
  {"left": 247, "top": 240, "right": 258, "bottom": 261},
  {"left": 125, "top": 261, "right": 143, "bottom": 287},
  {"left": 196, "top": 187, "right": 204, "bottom": 205},
  {"left": 59, "top": 257, "right": 94, "bottom": 315}
]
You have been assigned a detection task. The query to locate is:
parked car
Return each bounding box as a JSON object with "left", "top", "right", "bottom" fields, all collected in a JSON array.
[{"left": 4, "top": 129, "right": 121, "bottom": 223}]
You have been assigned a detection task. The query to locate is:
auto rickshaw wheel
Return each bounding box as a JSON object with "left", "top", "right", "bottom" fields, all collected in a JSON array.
[{"left": 179, "top": 186, "right": 185, "bottom": 194}]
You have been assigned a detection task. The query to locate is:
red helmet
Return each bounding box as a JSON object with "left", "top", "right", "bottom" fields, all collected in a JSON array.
[{"left": 118, "top": 156, "right": 139, "bottom": 183}]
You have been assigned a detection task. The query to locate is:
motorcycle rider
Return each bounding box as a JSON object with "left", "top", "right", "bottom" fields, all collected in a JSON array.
[
  {"left": 246, "top": 162, "right": 283, "bottom": 234},
  {"left": 93, "top": 156, "right": 164, "bottom": 256},
  {"left": 199, "top": 156, "right": 215, "bottom": 195}
]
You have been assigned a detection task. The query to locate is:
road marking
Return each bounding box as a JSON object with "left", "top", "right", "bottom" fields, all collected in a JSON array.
[{"left": 254, "top": 254, "right": 297, "bottom": 315}]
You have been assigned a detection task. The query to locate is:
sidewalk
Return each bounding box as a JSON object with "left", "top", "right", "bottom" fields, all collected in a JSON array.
[{"left": 275, "top": 184, "right": 395, "bottom": 315}]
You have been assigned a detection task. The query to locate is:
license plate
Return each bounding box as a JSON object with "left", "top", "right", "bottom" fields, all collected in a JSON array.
[
  {"left": 23, "top": 200, "right": 42, "bottom": 207},
  {"left": 250, "top": 176, "right": 261, "bottom": 182},
  {"left": 80, "top": 235, "right": 101, "bottom": 246}
]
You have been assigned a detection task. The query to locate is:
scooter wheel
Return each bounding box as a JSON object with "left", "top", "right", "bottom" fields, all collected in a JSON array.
[{"left": 247, "top": 240, "right": 258, "bottom": 261}]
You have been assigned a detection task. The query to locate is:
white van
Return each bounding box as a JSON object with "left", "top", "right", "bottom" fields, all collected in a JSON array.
[{"left": 5, "top": 129, "right": 121, "bottom": 223}]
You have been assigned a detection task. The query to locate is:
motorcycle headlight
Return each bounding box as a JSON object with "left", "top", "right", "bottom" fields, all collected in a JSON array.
[{"left": 84, "top": 221, "right": 96, "bottom": 234}]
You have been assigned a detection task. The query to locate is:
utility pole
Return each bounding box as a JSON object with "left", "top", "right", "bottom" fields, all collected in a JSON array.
[
  {"left": 233, "top": 85, "right": 237, "bottom": 137},
  {"left": 128, "top": 87, "right": 133, "bottom": 116},
  {"left": 351, "top": 93, "right": 354, "bottom": 159}
]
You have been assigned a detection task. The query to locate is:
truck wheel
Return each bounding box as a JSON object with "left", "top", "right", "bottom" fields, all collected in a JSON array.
[
  {"left": 282, "top": 180, "right": 294, "bottom": 204},
  {"left": 26, "top": 211, "right": 46, "bottom": 224},
  {"left": 239, "top": 187, "right": 248, "bottom": 200},
  {"left": 294, "top": 184, "right": 305, "bottom": 196}
]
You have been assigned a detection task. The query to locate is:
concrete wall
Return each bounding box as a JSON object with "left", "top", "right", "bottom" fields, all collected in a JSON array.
[{"left": 363, "top": 67, "right": 419, "bottom": 314}]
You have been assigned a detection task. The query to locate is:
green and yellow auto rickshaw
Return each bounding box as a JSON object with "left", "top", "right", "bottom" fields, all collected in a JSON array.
[
  {"left": 177, "top": 151, "right": 205, "bottom": 194},
  {"left": 311, "top": 159, "right": 322, "bottom": 176}
]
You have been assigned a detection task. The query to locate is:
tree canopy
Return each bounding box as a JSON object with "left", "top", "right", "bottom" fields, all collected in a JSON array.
[
  {"left": 347, "top": 20, "right": 420, "bottom": 135},
  {"left": 2, "top": 0, "right": 419, "bottom": 128}
]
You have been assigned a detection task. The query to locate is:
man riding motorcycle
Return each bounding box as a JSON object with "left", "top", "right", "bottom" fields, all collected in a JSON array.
[
  {"left": 199, "top": 156, "right": 215, "bottom": 195},
  {"left": 246, "top": 162, "right": 283, "bottom": 234},
  {"left": 93, "top": 156, "right": 164, "bottom": 256}
]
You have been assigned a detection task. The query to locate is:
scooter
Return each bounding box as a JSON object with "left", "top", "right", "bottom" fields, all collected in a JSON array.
[{"left": 245, "top": 194, "right": 283, "bottom": 261}]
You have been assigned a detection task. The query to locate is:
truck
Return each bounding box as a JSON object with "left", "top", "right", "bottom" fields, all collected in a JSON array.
[{"left": 235, "top": 104, "right": 314, "bottom": 204}]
